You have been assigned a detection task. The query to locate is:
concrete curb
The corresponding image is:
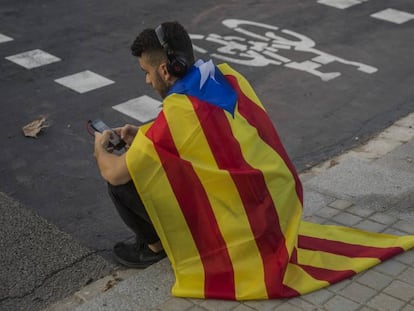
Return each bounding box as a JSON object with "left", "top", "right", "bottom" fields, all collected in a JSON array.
[{"left": 301, "top": 112, "right": 414, "bottom": 180}]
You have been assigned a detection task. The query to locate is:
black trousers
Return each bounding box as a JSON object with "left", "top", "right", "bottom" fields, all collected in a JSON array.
[{"left": 107, "top": 181, "right": 159, "bottom": 244}]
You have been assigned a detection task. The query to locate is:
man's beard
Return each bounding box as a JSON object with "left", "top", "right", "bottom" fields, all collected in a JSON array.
[{"left": 156, "top": 71, "right": 170, "bottom": 99}]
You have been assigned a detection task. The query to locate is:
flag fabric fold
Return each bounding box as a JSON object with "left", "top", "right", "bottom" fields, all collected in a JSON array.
[
  {"left": 167, "top": 59, "right": 237, "bottom": 115},
  {"left": 126, "top": 61, "right": 414, "bottom": 300}
]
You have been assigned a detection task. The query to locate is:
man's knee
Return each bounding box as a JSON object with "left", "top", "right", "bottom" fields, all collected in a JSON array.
[{"left": 107, "top": 180, "right": 135, "bottom": 197}]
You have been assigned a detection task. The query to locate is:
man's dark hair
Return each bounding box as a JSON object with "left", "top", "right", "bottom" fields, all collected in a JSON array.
[{"left": 130, "top": 21, "right": 195, "bottom": 68}]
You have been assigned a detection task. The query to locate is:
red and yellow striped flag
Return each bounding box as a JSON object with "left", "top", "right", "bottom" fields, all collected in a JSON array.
[{"left": 126, "top": 63, "right": 414, "bottom": 300}]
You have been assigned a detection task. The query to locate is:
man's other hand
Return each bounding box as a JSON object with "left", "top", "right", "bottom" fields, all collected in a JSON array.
[{"left": 114, "top": 124, "right": 138, "bottom": 147}]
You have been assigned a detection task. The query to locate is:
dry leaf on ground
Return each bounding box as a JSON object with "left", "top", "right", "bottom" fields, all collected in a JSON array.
[{"left": 22, "top": 116, "right": 49, "bottom": 138}]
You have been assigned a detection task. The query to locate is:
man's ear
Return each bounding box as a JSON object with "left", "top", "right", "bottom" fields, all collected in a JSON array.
[{"left": 158, "top": 62, "right": 171, "bottom": 81}]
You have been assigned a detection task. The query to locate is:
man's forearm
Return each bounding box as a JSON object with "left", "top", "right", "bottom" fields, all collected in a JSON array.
[{"left": 95, "top": 144, "right": 131, "bottom": 185}]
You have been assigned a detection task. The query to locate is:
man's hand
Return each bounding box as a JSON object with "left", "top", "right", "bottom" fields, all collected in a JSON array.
[
  {"left": 114, "top": 124, "right": 138, "bottom": 147},
  {"left": 93, "top": 129, "right": 131, "bottom": 185},
  {"left": 94, "top": 130, "right": 113, "bottom": 155}
]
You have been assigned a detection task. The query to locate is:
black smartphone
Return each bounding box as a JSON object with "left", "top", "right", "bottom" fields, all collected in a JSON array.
[{"left": 88, "top": 119, "right": 126, "bottom": 150}]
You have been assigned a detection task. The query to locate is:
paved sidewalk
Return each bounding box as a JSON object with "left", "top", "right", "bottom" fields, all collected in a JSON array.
[{"left": 47, "top": 113, "right": 414, "bottom": 311}]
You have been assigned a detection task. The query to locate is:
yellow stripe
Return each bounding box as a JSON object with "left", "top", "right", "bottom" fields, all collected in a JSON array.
[
  {"left": 297, "top": 248, "right": 380, "bottom": 272},
  {"left": 219, "top": 63, "right": 265, "bottom": 110},
  {"left": 219, "top": 63, "right": 303, "bottom": 256},
  {"left": 225, "top": 98, "right": 302, "bottom": 259},
  {"left": 283, "top": 263, "right": 329, "bottom": 295},
  {"left": 163, "top": 94, "right": 268, "bottom": 300},
  {"left": 126, "top": 124, "right": 205, "bottom": 298},
  {"left": 397, "top": 236, "right": 414, "bottom": 251},
  {"left": 300, "top": 221, "right": 414, "bottom": 250}
]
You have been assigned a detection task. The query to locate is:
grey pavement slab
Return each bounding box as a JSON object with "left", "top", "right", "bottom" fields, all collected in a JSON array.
[
  {"left": 302, "top": 187, "right": 336, "bottom": 218},
  {"left": 0, "top": 192, "right": 113, "bottom": 311},
  {"left": 374, "top": 139, "right": 414, "bottom": 220},
  {"left": 73, "top": 258, "right": 174, "bottom": 311},
  {"left": 375, "top": 139, "right": 414, "bottom": 174},
  {"left": 305, "top": 156, "right": 414, "bottom": 212}
]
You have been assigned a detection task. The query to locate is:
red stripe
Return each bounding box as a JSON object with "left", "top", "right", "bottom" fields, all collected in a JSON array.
[
  {"left": 290, "top": 248, "right": 356, "bottom": 284},
  {"left": 299, "top": 265, "right": 355, "bottom": 284},
  {"left": 146, "top": 112, "right": 236, "bottom": 299},
  {"left": 298, "top": 235, "right": 404, "bottom": 261},
  {"left": 225, "top": 75, "right": 303, "bottom": 205},
  {"left": 190, "top": 96, "right": 298, "bottom": 298}
]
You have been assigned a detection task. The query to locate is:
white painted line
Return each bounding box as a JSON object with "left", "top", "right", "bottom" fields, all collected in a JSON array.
[
  {"left": 5, "top": 49, "right": 61, "bottom": 69},
  {"left": 0, "top": 33, "right": 13, "bottom": 43},
  {"left": 54, "top": 70, "right": 114, "bottom": 94},
  {"left": 112, "top": 95, "right": 162, "bottom": 123},
  {"left": 370, "top": 8, "right": 414, "bottom": 24},
  {"left": 317, "top": 0, "right": 362, "bottom": 9},
  {"left": 285, "top": 60, "right": 341, "bottom": 81}
]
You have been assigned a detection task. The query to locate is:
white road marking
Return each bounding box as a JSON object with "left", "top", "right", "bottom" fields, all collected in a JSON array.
[
  {"left": 54, "top": 70, "right": 114, "bottom": 94},
  {"left": 317, "top": 0, "right": 365, "bottom": 9},
  {"left": 370, "top": 8, "right": 414, "bottom": 24},
  {"left": 0, "top": 33, "right": 13, "bottom": 43},
  {"left": 190, "top": 19, "right": 378, "bottom": 81},
  {"left": 5, "top": 49, "right": 61, "bottom": 69},
  {"left": 112, "top": 95, "right": 162, "bottom": 123}
]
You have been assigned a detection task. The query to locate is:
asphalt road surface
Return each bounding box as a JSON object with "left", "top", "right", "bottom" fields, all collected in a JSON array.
[{"left": 1, "top": 0, "right": 413, "bottom": 260}]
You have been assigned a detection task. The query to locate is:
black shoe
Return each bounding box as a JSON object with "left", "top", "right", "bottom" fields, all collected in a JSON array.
[{"left": 113, "top": 241, "right": 166, "bottom": 269}]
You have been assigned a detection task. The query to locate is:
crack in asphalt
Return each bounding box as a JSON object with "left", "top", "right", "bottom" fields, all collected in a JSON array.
[{"left": 0, "top": 249, "right": 108, "bottom": 303}]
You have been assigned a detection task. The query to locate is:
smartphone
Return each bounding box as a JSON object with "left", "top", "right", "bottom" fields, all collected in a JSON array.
[{"left": 88, "top": 119, "right": 126, "bottom": 150}]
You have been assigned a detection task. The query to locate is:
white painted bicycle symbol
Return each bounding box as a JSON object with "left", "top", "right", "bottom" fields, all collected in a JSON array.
[{"left": 190, "top": 19, "right": 377, "bottom": 81}]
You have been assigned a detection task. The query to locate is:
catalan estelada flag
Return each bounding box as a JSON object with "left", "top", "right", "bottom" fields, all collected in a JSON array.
[{"left": 126, "top": 60, "right": 414, "bottom": 300}]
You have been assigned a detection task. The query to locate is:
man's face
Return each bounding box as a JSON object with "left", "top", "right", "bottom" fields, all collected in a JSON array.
[{"left": 138, "top": 53, "right": 170, "bottom": 99}]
